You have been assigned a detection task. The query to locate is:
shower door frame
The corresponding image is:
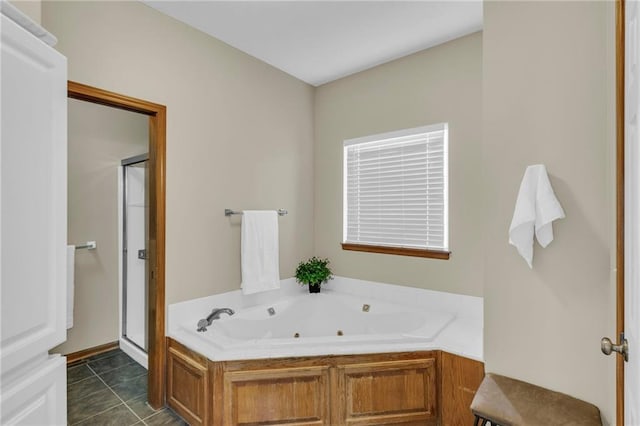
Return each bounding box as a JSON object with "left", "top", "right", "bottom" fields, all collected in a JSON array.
[
  {"left": 68, "top": 81, "right": 166, "bottom": 409},
  {"left": 121, "top": 154, "right": 149, "bottom": 355}
]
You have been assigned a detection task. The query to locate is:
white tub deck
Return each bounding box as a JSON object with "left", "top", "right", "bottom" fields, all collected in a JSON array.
[{"left": 168, "top": 277, "right": 483, "bottom": 362}]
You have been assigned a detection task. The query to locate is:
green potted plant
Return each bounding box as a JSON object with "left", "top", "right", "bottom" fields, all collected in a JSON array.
[{"left": 295, "top": 256, "right": 333, "bottom": 293}]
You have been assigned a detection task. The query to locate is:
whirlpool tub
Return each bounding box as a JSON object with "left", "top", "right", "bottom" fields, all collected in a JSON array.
[
  {"left": 166, "top": 278, "right": 483, "bottom": 425},
  {"left": 168, "top": 277, "right": 483, "bottom": 362}
]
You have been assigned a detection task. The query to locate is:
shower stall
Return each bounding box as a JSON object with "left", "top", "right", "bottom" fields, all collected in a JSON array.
[{"left": 120, "top": 154, "right": 148, "bottom": 367}]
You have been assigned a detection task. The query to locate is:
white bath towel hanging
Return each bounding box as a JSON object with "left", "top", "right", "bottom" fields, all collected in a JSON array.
[
  {"left": 67, "top": 245, "right": 75, "bottom": 329},
  {"left": 241, "top": 210, "right": 280, "bottom": 295},
  {"left": 509, "top": 164, "right": 565, "bottom": 268}
]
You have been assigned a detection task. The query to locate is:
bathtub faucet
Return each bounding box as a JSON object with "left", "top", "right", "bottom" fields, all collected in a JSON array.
[{"left": 197, "top": 308, "right": 235, "bottom": 332}]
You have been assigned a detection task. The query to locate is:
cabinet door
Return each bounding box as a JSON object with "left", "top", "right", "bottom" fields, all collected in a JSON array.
[
  {"left": 0, "top": 14, "right": 67, "bottom": 375},
  {"left": 223, "top": 366, "right": 331, "bottom": 426},
  {"left": 335, "top": 358, "right": 438, "bottom": 425},
  {"left": 167, "top": 340, "right": 209, "bottom": 426},
  {"left": 0, "top": 355, "right": 67, "bottom": 425}
]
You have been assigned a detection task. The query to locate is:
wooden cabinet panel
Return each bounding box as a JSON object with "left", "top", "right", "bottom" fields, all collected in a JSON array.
[
  {"left": 166, "top": 337, "right": 483, "bottom": 426},
  {"left": 167, "top": 339, "right": 209, "bottom": 425},
  {"left": 223, "top": 366, "right": 330, "bottom": 425},
  {"left": 440, "top": 352, "right": 485, "bottom": 426},
  {"left": 336, "top": 358, "right": 437, "bottom": 425}
]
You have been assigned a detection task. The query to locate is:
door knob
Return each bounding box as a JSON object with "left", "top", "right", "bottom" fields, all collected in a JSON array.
[{"left": 601, "top": 333, "right": 628, "bottom": 362}]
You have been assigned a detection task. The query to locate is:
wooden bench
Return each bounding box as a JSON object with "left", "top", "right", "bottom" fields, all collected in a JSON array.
[{"left": 470, "top": 373, "right": 602, "bottom": 426}]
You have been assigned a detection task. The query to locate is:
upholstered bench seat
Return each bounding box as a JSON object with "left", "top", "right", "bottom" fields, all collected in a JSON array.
[{"left": 470, "top": 373, "right": 602, "bottom": 426}]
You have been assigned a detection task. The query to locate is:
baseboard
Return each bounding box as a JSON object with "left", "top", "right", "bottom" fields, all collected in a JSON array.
[{"left": 66, "top": 341, "right": 119, "bottom": 365}]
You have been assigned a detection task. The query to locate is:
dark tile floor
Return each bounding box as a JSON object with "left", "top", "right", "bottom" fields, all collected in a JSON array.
[{"left": 67, "top": 349, "right": 187, "bottom": 425}]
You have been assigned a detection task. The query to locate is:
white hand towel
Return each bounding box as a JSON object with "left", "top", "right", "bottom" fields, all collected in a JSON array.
[
  {"left": 509, "top": 165, "right": 565, "bottom": 268},
  {"left": 241, "top": 211, "right": 280, "bottom": 295},
  {"left": 67, "top": 245, "right": 75, "bottom": 329}
]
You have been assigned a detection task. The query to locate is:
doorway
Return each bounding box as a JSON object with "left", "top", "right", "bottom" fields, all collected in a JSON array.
[{"left": 68, "top": 81, "right": 166, "bottom": 409}]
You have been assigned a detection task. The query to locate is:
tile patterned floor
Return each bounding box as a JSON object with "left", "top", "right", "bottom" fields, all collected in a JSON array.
[{"left": 67, "top": 349, "right": 187, "bottom": 425}]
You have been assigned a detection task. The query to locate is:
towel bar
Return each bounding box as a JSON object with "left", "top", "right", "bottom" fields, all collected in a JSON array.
[
  {"left": 75, "top": 241, "right": 96, "bottom": 250},
  {"left": 225, "top": 209, "right": 287, "bottom": 216}
]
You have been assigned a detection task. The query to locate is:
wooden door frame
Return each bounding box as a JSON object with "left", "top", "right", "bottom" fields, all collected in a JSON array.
[
  {"left": 616, "top": 0, "right": 625, "bottom": 424},
  {"left": 67, "top": 81, "right": 167, "bottom": 409}
]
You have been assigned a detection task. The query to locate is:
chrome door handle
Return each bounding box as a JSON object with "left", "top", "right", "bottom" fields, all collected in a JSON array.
[{"left": 601, "top": 333, "right": 628, "bottom": 362}]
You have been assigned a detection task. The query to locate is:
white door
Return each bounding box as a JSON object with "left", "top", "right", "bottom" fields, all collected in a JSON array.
[
  {"left": 0, "top": 12, "right": 67, "bottom": 375},
  {"left": 0, "top": 7, "right": 67, "bottom": 426},
  {"left": 0, "top": 356, "right": 66, "bottom": 425},
  {"left": 626, "top": 0, "right": 640, "bottom": 424}
]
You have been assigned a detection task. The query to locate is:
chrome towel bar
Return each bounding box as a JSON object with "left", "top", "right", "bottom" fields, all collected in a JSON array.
[
  {"left": 225, "top": 209, "right": 288, "bottom": 217},
  {"left": 74, "top": 241, "right": 96, "bottom": 250}
]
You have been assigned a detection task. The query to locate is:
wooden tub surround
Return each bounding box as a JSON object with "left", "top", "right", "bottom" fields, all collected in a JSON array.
[{"left": 166, "top": 337, "right": 484, "bottom": 426}]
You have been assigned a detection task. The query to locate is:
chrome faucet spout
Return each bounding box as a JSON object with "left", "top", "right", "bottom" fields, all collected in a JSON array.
[
  {"left": 197, "top": 307, "right": 235, "bottom": 332},
  {"left": 206, "top": 308, "right": 235, "bottom": 322}
]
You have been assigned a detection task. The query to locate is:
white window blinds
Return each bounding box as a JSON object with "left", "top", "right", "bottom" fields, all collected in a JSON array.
[{"left": 343, "top": 123, "right": 449, "bottom": 251}]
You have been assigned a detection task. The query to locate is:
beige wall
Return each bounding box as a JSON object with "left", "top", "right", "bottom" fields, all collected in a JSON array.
[
  {"left": 314, "top": 32, "right": 483, "bottom": 297},
  {"left": 482, "top": 1, "right": 615, "bottom": 423},
  {"left": 42, "top": 1, "right": 315, "bottom": 305},
  {"left": 10, "top": 0, "right": 41, "bottom": 24},
  {"left": 53, "top": 99, "right": 148, "bottom": 355}
]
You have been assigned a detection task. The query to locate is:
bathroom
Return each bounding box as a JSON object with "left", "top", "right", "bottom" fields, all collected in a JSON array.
[{"left": 1, "top": 0, "right": 624, "bottom": 425}]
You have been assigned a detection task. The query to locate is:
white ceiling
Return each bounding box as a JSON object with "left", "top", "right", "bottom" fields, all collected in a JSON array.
[{"left": 143, "top": 1, "right": 483, "bottom": 87}]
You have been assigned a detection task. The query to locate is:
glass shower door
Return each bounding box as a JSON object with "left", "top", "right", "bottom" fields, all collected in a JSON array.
[{"left": 123, "top": 157, "right": 148, "bottom": 352}]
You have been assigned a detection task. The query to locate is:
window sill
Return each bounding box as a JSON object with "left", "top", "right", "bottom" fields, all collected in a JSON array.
[{"left": 341, "top": 243, "right": 450, "bottom": 260}]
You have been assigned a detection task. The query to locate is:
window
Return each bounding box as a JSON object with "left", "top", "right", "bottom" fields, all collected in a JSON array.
[{"left": 342, "top": 123, "right": 449, "bottom": 259}]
